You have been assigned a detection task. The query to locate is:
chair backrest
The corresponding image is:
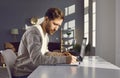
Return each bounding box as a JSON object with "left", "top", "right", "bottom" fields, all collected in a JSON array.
[{"left": 0, "top": 49, "right": 17, "bottom": 78}]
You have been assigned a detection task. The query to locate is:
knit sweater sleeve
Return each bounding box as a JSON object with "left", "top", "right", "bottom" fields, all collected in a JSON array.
[{"left": 24, "top": 28, "right": 66, "bottom": 66}]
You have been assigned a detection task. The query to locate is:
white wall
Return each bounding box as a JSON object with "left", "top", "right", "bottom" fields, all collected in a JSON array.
[
  {"left": 96, "top": 0, "right": 120, "bottom": 67},
  {"left": 96, "top": 0, "right": 116, "bottom": 64},
  {"left": 116, "top": 0, "right": 120, "bottom": 67}
]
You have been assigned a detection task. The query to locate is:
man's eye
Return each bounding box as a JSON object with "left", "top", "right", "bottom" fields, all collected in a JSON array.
[
  {"left": 53, "top": 23, "right": 57, "bottom": 25},
  {"left": 53, "top": 23, "right": 59, "bottom": 26},
  {"left": 54, "top": 24, "right": 57, "bottom": 25}
]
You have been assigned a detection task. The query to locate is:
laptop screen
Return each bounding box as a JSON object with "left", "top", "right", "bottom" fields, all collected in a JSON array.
[{"left": 79, "top": 38, "right": 87, "bottom": 61}]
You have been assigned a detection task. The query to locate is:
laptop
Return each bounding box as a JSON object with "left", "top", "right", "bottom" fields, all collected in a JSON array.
[
  {"left": 54, "top": 38, "right": 87, "bottom": 66},
  {"left": 77, "top": 38, "right": 87, "bottom": 62}
]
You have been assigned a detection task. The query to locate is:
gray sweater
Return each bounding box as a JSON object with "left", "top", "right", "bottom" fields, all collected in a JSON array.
[{"left": 13, "top": 25, "right": 66, "bottom": 76}]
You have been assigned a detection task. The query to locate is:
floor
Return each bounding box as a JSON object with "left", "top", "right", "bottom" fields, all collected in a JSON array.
[{"left": 0, "top": 66, "right": 9, "bottom": 78}]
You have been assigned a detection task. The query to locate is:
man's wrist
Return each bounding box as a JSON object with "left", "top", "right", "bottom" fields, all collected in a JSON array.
[{"left": 66, "top": 56, "right": 72, "bottom": 64}]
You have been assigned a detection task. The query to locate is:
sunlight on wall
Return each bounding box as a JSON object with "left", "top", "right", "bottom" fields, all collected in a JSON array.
[
  {"left": 62, "top": 4, "right": 76, "bottom": 50},
  {"left": 65, "top": 4, "right": 75, "bottom": 16},
  {"left": 84, "top": 0, "right": 96, "bottom": 47},
  {"left": 84, "top": 0, "right": 89, "bottom": 8},
  {"left": 92, "top": 1, "right": 96, "bottom": 47},
  {"left": 84, "top": 0, "right": 89, "bottom": 45}
]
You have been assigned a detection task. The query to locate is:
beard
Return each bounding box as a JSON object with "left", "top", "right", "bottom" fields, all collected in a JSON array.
[
  {"left": 45, "top": 22, "right": 56, "bottom": 35},
  {"left": 46, "top": 27, "right": 55, "bottom": 35}
]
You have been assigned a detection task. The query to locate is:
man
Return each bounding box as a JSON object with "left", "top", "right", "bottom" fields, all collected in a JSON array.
[{"left": 13, "top": 8, "right": 77, "bottom": 78}]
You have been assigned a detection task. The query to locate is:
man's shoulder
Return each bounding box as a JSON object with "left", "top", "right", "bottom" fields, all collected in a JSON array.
[
  {"left": 22, "top": 26, "right": 41, "bottom": 38},
  {"left": 26, "top": 26, "right": 39, "bottom": 33}
]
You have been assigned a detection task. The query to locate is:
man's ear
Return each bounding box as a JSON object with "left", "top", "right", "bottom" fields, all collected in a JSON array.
[{"left": 44, "top": 16, "right": 49, "bottom": 22}]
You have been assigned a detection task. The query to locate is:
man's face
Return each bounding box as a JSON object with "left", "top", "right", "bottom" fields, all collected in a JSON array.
[{"left": 45, "top": 18, "right": 63, "bottom": 35}]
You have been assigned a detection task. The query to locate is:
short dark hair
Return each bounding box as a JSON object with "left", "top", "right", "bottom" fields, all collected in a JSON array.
[{"left": 45, "top": 8, "right": 64, "bottom": 20}]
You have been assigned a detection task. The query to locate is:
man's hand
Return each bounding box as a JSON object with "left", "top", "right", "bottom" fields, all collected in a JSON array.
[{"left": 66, "top": 55, "right": 77, "bottom": 64}]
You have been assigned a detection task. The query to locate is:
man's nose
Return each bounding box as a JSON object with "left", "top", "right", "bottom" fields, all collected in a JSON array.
[{"left": 54, "top": 26, "right": 59, "bottom": 31}]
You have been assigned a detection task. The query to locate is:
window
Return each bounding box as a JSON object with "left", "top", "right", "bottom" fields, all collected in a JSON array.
[
  {"left": 84, "top": 0, "right": 89, "bottom": 45},
  {"left": 84, "top": 0, "right": 96, "bottom": 47},
  {"left": 92, "top": 0, "right": 96, "bottom": 47}
]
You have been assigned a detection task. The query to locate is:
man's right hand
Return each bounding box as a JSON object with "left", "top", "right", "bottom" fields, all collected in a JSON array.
[{"left": 66, "top": 55, "right": 77, "bottom": 64}]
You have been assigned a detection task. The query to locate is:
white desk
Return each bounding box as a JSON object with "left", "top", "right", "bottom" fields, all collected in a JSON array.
[
  {"left": 28, "top": 56, "right": 120, "bottom": 78},
  {"left": 80, "top": 56, "right": 120, "bottom": 69}
]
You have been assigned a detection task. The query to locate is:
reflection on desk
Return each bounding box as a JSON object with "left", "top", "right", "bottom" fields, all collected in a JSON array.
[
  {"left": 80, "top": 56, "right": 120, "bottom": 69},
  {"left": 28, "top": 56, "right": 120, "bottom": 78}
]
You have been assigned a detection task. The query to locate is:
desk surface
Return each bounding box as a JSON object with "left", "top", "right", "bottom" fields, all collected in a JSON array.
[
  {"left": 80, "top": 56, "right": 120, "bottom": 69},
  {"left": 28, "top": 56, "right": 120, "bottom": 78}
]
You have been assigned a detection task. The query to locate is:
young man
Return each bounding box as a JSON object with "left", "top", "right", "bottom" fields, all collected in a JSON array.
[{"left": 13, "top": 8, "right": 77, "bottom": 78}]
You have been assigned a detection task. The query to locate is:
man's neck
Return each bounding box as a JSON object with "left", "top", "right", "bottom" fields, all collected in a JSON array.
[{"left": 40, "top": 22, "right": 46, "bottom": 35}]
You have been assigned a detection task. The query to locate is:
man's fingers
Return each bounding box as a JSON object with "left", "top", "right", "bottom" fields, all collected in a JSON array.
[{"left": 71, "top": 56, "right": 77, "bottom": 63}]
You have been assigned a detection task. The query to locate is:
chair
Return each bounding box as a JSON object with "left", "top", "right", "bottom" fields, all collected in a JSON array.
[{"left": 0, "top": 49, "right": 17, "bottom": 78}]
